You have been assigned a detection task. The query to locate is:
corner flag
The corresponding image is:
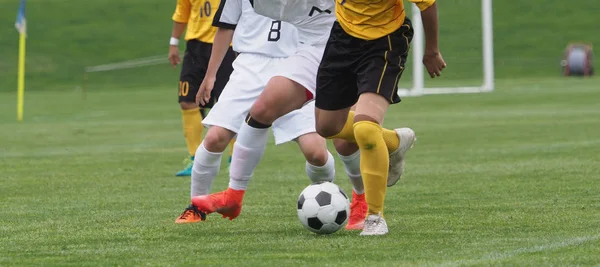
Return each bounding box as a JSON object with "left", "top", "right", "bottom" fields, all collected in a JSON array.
[
  {"left": 15, "top": 0, "right": 27, "bottom": 121},
  {"left": 15, "top": 0, "right": 27, "bottom": 34}
]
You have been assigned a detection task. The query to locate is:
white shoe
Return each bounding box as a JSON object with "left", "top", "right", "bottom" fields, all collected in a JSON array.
[
  {"left": 387, "top": 128, "right": 416, "bottom": 187},
  {"left": 360, "top": 214, "right": 388, "bottom": 236}
]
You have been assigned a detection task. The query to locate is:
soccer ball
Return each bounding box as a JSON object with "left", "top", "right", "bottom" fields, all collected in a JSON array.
[{"left": 297, "top": 182, "right": 350, "bottom": 234}]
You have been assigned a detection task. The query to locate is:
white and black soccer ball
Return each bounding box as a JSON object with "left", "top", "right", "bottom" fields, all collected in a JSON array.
[{"left": 297, "top": 182, "right": 350, "bottom": 234}]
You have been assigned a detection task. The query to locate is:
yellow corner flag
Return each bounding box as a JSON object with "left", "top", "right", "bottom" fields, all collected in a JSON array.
[{"left": 15, "top": 0, "right": 27, "bottom": 122}]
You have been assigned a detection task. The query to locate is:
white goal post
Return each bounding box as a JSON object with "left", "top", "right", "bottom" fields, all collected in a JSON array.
[{"left": 397, "top": 0, "right": 494, "bottom": 97}]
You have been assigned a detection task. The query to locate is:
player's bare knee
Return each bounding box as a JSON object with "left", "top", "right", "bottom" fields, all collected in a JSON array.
[
  {"left": 333, "top": 139, "right": 359, "bottom": 156},
  {"left": 179, "top": 101, "right": 197, "bottom": 110},
  {"left": 249, "top": 100, "right": 276, "bottom": 126},
  {"left": 316, "top": 122, "right": 343, "bottom": 138},
  {"left": 203, "top": 127, "right": 233, "bottom": 152},
  {"left": 303, "top": 147, "right": 329, "bottom": 166}
]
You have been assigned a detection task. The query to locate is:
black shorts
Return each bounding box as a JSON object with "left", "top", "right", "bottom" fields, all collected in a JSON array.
[
  {"left": 315, "top": 19, "right": 414, "bottom": 110},
  {"left": 178, "top": 40, "right": 235, "bottom": 109}
]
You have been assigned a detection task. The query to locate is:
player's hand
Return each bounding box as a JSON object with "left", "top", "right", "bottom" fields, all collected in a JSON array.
[
  {"left": 197, "top": 76, "right": 216, "bottom": 106},
  {"left": 423, "top": 51, "right": 446, "bottom": 78},
  {"left": 168, "top": 45, "right": 181, "bottom": 69}
]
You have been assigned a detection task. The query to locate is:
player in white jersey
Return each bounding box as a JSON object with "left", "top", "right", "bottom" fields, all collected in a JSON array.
[
  {"left": 175, "top": 0, "right": 364, "bottom": 227},
  {"left": 190, "top": 0, "right": 369, "bottom": 230}
]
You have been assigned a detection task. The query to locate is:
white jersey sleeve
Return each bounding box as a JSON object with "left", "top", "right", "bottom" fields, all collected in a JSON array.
[
  {"left": 213, "top": 0, "right": 299, "bottom": 58},
  {"left": 253, "top": 0, "right": 335, "bottom": 45},
  {"left": 213, "top": 0, "right": 243, "bottom": 29}
]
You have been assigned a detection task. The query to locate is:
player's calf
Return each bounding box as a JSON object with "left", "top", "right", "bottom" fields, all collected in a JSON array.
[
  {"left": 297, "top": 131, "right": 335, "bottom": 184},
  {"left": 314, "top": 108, "right": 353, "bottom": 139}
]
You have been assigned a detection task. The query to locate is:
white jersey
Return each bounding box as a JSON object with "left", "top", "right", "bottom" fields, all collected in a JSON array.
[
  {"left": 253, "top": 0, "right": 335, "bottom": 45},
  {"left": 213, "top": 0, "right": 298, "bottom": 58}
]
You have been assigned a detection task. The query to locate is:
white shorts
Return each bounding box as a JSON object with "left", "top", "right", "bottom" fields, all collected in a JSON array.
[
  {"left": 203, "top": 53, "right": 317, "bottom": 145},
  {"left": 274, "top": 44, "right": 325, "bottom": 99}
]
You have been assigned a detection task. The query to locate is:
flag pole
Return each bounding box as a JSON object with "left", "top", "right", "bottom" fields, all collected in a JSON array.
[{"left": 17, "top": 31, "right": 26, "bottom": 122}]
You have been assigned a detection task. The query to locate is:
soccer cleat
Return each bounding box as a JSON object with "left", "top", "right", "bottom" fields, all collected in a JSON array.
[
  {"left": 345, "top": 191, "right": 368, "bottom": 230},
  {"left": 387, "top": 128, "right": 417, "bottom": 187},
  {"left": 360, "top": 214, "right": 389, "bottom": 236},
  {"left": 175, "top": 156, "right": 194, "bottom": 177},
  {"left": 174, "top": 204, "right": 206, "bottom": 224},
  {"left": 191, "top": 188, "right": 245, "bottom": 220}
]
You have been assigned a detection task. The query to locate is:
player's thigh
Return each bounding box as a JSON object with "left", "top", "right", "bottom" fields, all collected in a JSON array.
[
  {"left": 209, "top": 47, "right": 236, "bottom": 108},
  {"left": 203, "top": 55, "right": 271, "bottom": 133},
  {"left": 355, "top": 20, "right": 414, "bottom": 109},
  {"left": 251, "top": 76, "right": 306, "bottom": 124}
]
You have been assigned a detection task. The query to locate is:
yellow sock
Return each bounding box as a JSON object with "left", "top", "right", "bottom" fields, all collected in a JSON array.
[
  {"left": 327, "top": 111, "right": 356, "bottom": 142},
  {"left": 353, "top": 121, "right": 389, "bottom": 215},
  {"left": 382, "top": 128, "right": 400, "bottom": 152},
  {"left": 181, "top": 108, "right": 204, "bottom": 156}
]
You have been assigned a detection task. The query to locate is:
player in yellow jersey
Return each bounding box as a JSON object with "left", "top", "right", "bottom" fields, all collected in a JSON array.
[
  {"left": 314, "top": 0, "right": 447, "bottom": 235},
  {"left": 169, "top": 0, "right": 236, "bottom": 177}
]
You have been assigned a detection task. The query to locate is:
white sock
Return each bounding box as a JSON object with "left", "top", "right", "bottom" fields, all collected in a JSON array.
[
  {"left": 228, "top": 123, "right": 269, "bottom": 190},
  {"left": 306, "top": 150, "right": 335, "bottom": 184},
  {"left": 338, "top": 150, "right": 364, "bottom": 194},
  {"left": 191, "top": 142, "right": 223, "bottom": 197}
]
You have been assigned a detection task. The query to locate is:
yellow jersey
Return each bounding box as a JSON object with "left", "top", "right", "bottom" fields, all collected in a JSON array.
[
  {"left": 336, "top": 0, "right": 435, "bottom": 40},
  {"left": 172, "top": 0, "right": 221, "bottom": 43}
]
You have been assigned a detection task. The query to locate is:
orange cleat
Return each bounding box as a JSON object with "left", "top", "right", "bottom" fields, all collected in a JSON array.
[
  {"left": 174, "top": 204, "right": 206, "bottom": 224},
  {"left": 191, "top": 188, "right": 245, "bottom": 220},
  {"left": 345, "top": 191, "right": 368, "bottom": 230}
]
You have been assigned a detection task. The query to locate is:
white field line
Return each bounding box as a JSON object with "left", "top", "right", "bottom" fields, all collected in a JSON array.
[
  {"left": 439, "top": 234, "right": 600, "bottom": 267},
  {"left": 84, "top": 55, "right": 168, "bottom": 73}
]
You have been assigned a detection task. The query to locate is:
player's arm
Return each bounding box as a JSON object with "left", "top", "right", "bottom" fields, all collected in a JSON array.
[
  {"left": 169, "top": 0, "right": 191, "bottom": 68},
  {"left": 197, "top": 0, "right": 241, "bottom": 105},
  {"left": 413, "top": 0, "right": 447, "bottom": 77},
  {"left": 207, "top": 29, "right": 234, "bottom": 80},
  {"left": 197, "top": 28, "right": 234, "bottom": 105},
  {"left": 169, "top": 22, "right": 187, "bottom": 68}
]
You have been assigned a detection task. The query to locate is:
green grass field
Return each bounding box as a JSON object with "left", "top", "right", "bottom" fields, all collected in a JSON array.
[
  {"left": 1, "top": 77, "right": 599, "bottom": 266},
  {"left": 1, "top": 0, "right": 600, "bottom": 265}
]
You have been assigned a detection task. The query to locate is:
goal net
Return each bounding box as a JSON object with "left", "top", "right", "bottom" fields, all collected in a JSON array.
[{"left": 397, "top": 0, "right": 494, "bottom": 97}]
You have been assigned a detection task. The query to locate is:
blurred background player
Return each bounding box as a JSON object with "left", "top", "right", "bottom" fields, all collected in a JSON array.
[{"left": 169, "top": 0, "right": 236, "bottom": 176}]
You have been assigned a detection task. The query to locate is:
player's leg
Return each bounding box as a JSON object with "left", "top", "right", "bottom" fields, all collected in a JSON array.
[
  {"left": 297, "top": 133, "right": 335, "bottom": 184},
  {"left": 196, "top": 77, "right": 308, "bottom": 219},
  {"left": 222, "top": 46, "right": 326, "bottom": 196},
  {"left": 190, "top": 49, "right": 323, "bottom": 220},
  {"left": 176, "top": 54, "right": 267, "bottom": 223},
  {"left": 315, "top": 22, "right": 417, "bottom": 235},
  {"left": 175, "top": 125, "right": 235, "bottom": 224},
  {"left": 271, "top": 101, "right": 335, "bottom": 185},
  {"left": 213, "top": 47, "right": 237, "bottom": 170},
  {"left": 189, "top": 54, "right": 278, "bottom": 221},
  {"left": 333, "top": 138, "right": 367, "bottom": 230},
  {"left": 176, "top": 41, "right": 205, "bottom": 177},
  {"left": 355, "top": 22, "right": 418, "bottom": 235},
  {"left": 331, "top": 105, "right": 367, "bottom": 230}
]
